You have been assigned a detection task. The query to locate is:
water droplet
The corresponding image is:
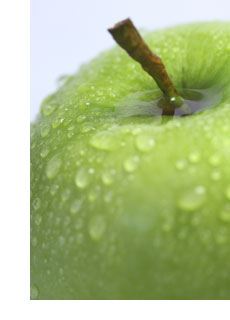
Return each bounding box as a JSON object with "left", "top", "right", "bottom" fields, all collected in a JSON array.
[
  {"left": 191, "top": 215, "right": 200, "bottom": 226},
  {"left": 209, "top": 154, "right": 220, "bottom": 167},
  {"left": 41, "top": 124, "right": 50, "bottom": 138},
  {"left": 52, "top": 116, "right": 64, "bottom": 128},
  {"left": 35, "top": 214, "right": 42, "bottom": 226},
  {"left": 43, "top": 103, "right": 57, "bottom": 116},
  {"left": 61, "top": 189, "right": 71, "bottom": 202},
  {"left": 177, "top": 228, "right": 187, "bottom": 240},
  {"left": 70, "top": 199, "right": 82, "bottom": 214},
  {"left": 188, "top": 152, "right": 200, "bottom": 163},
  {"left": 75, "top": 217, "right": 83, "bottom": 230},
  {"left": 79, "top": 149, "right": 85, "bottom": 156},
  {"left": 220, "top": 206, "right": 230, "bottom": 222},
  {"left": 31, "top": 237, "right": 38, "bottom": 247},
  {"left": 215, "top": 229, "right": 227, "bottom": 244},
  {"left": 67, "top": 124, "right": 75, "bottom": 131},
  {"left": 77, "top": 83, "right": 91, "bottom": 93},
  {"left": 175, "top": 159, "right": 187, "bottom": 170},
  {"left": 102, "top": 169, "right": 115, "bottom": 185},
  {"left": 123, "top": 156, "right": 139, "bottom": 173},
  {"left": 46, "top": 155, "right": 62, "bottom": 179},
  {"left": 32, "top": 198, "right": 41, "bottom": 211},
  {"left": 89, "top": 215, "right": 106, "bottom": 241},
  {"left": 225, "top": 186, "right": 230, "bottom": 200},
  {"left": 132, "top": 127, "right": 142, "bottom": 135},
  {"left": 104, "top": 191, "right": 113, "bottom": 203},
  {"left": 88, "top": 168, "right": 95, "bottom": 175},
  {"left": 90, "top": 132, "right": 120, "bottom": 151},
  {"left": 67, "top": 131, "right": 74, "bottom": 138},
  {"left": 31, "top": 126, "right": 36, "bottom": 137},
  {"left": 88, "top": 188, "right": 100, "bottom": 202},
  {"left": 31, "top": 141, "right": 36, "bottom": 150},
  {"left": 178, "top": 186, "right": 206, "bottom": 211},
  {"left": 40, "top": 147, "right": 49, "bottom": 158},
  {"left": 80, "top": 123, "right": 94, "bottom": 133},
  {"left": 76, "top": 233, "right": 84, "bottom": 244},
  {"left": 64, "top": 216, "right": 70, "bottom": 226},
  {"left": 135, "top": 134, "right": 155, "bottom": 152},
  {"left": 77, "top": 115, "right": 87, "bottom": 123},
  {"left": 75, "top": 167, "right": 90, "bottom": 189},
  {"left": 211, "top": 170, "right": 221, "bottom": 181},
  {"left": 58, "top": 236, "right": 66, "bottom": 246},
  {"left": 59, "top": 268, "right": 64, "bottom": 275},
  {"left": 50, "top": 184, "right": 59, "bottom": 196},
  {"left": 162, "top": 223, "right": 172, "bottom": 232},
  {"left": 30, "top": 284, "right": 39, "bottom": 299}
]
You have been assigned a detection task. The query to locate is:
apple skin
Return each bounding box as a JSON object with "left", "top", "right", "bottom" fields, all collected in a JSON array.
[{"left": 31, "top": 22, "right": 230, "bottom": 299}]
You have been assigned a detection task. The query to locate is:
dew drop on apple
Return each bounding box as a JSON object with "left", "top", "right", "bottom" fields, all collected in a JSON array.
[
  {"left": 90, "top": 132, "right": 120, "bottom": 151},
  {"left": 88, "top": 167, "right": 95, "bottom": 175},
  {"left": 43, "top": 103, "right": 57, "bottom": 116},
  {"left": 31, "top": 237, "right": 38, "bottom": 247},
  {"left": 52, "top": 116, "right": 64, "bottom": 128},
  {"left": 77, "top": 83, "right": 91, "bottom": 93},
  {"left": 220, "top": 206, "right": 230, "bottom": 222},
  {"left": 80, "top": 123, "right": 94, "bottom": 133},
  {"left": 104, "top": 191, "right": 113, "bottom": 203},
  {"left": 34, "top": 214, "right": 42, "bottom": 226},
  {"left": 123, "top": 156, "right": 139, "bottom": 173},
  {"left": 89, "top": 215, "right": 106, "bottom": 241},
  {"left": 188, "top": 152, "right": 200, "bottom": 164},
  {"left": 102, "top": 170, "right": 114, "bottom": 185},
  {"left": 40, "top": 147, "right": 49, "bottom": 158},
  {"left": 177, "top": 228, "right": 187, "bottom": 240},
  {"left": 31, "top": 126, "right": 36, "bottom": 137},
  {"left": 88, "top": 188, "right": 100, "bottom": 202},
  {"left": 50, "top": 184, "right": 59, "bottom": 196},
  {"left": 75, "top": 167, "right": 90, "bottom": 189},
  {"left": 46, "top": 155, "right": 62, "bottom": 179},
  {"left": 211, "top": 170, "right": 221, "bottom": 181},
  {"left": 175, "top": 159, "right": 187, "bottom": 170},
  {"left": 31, "top": 141, "right": 36, "bottom": 150},
  {"left": 215, "top": 229, "right": 227, "bottom": 244},
  {"left": 63, "top": 216, "right": 70, "bottom": 227},
  {"left": 225, "top": 185, "right": 230, "bottom": 200},
  {"left": 32, "top": 197, "right": 41, "bottom": 210},
  {"left": 161, "top": 223, "right": 172, "bottom": 232},
  {"left": 30, "top": 284, "right": 39, "bottom": 299},
  {"left": 58, "top": 236, "right": 66, "bottom": 246},
  {"left": 67, "top": 131, "right": 74, "bottom": 138},
  {"left": 132, "top": 127, "right": 142, "bottom": 135},
  {"left": 178, "top": 186, "right": 206, "bottom": 211},
  {"left": 61, "top": 188, "right": 71, "bottom": 202},
  {"left": 209, "top": 154, "right": 220, "bottom": 167},
  {"left": 70, "top": 199, "right": 82, "bottom": 214},
  {"left": 41, "top": 124, "right": 50, "bottom": 138},
  {"left": 135, "top": 134, "right": 155, "bottom": 152},
  {"left": 75, "top": 217, "right": 84, "bottom": 230},
  {"left": 59, "top": 267, "right": 64, "bottom": 276},
  {"left": 67, "top": 124, "right": 75, "bottom": 131},
  {"left": 77, "top": 115, "right": 87, "bottom": 123},
  {"left": 76, "top": 232, "right": 84, "bottom": 245}
]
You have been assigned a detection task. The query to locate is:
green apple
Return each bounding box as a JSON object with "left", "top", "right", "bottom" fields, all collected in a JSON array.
[{"left": 31, "top": 21, "right": 230, "bottom": 300}]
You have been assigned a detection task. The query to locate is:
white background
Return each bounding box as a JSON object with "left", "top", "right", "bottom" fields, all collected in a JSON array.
[{"left": 31, "top": 0, "right": 230, "bottom": 120}]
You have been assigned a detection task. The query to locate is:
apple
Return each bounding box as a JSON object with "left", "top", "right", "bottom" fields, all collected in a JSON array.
[{"left": 31, "top": 19, "right": 230, "bottom": 300}]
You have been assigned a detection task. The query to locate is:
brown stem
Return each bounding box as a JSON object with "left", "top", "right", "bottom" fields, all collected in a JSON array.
[{"left": 108, "top": 18, "right": 184, "bottom": 112}]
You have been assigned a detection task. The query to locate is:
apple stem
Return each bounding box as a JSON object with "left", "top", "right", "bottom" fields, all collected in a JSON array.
[{"left": 108, "top": 18, "right": 184, "bottom": 113}]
